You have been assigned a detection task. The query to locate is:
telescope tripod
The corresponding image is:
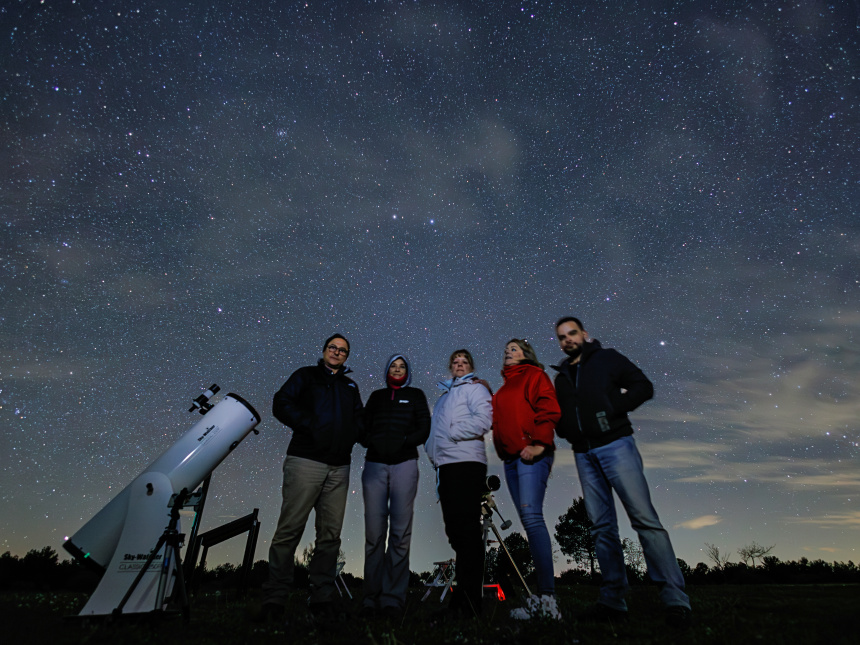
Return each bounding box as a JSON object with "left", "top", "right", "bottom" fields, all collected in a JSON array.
[
  {"left": 481, "top": 495, "right": 530, "bottom": 596},
  {"left": 114, "top": 488, "right": 191, "bottom": 620}
]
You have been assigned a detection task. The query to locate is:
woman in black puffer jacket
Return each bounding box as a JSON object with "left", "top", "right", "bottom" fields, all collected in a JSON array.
[{"left": 360, "top": 354, "right": 431, "bottom": 618}]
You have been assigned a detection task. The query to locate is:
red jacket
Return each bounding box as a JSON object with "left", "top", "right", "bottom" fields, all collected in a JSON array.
[{"left": 492, "top": 362, "right": 561, "bottom": 460}]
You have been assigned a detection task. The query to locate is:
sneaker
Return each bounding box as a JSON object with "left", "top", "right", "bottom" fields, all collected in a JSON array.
[
  {"left": 510, "top": 594, "right": 563, "bottom": 621},
  {"left": 510, "top": 604, "right": 532, "bottom": 620},
  {"left": 577, "top": 602, "right": 628, "bottom": 623},
  {"left": 665, "top": 605, "right": 692, "bottom": 629}
]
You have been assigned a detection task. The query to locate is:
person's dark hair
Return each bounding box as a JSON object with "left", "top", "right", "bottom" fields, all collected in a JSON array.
[
  {"left": 555, "top": 316, "right": 585, "bottom": 332},
  {"left": 323, "top": 333, "right": 350, "bottom": 353},
  {"left": 448, "top": 348, "right": 474, "bottom": 371},
  {"left": 506, "top": 338, "right": 543, "bottom": 370}
]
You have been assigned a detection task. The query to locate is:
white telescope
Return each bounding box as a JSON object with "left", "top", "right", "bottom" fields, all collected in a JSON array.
[{"left": 63, "top": 388, "right": 260, "bottom": 616}]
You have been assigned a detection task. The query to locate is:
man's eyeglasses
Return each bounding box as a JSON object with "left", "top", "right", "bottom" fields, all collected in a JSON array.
[{"left": 326, "top": 345, "right": 349, "bottom": 356}]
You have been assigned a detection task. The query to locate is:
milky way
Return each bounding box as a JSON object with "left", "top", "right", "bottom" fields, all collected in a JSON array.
[{"left": 2, "top": 1, "right": 858, "bottom": 574}]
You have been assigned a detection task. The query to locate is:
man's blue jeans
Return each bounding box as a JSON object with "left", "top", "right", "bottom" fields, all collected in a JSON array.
[
  {"left": 575, "top": 436, "right": 690, "bottom": 611},
  {"left": 504, "top": 453, "right": 555, "bottom": 595}
]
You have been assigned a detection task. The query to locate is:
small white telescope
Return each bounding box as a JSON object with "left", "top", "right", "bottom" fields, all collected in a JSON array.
[{"left": 63, "top": 385, "right": 260, "bottom": 617}]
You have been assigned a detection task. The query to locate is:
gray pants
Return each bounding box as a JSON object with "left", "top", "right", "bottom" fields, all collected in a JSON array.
[
  {"left": 362, "top": 459, "right": 419, "bottom": 610},
  {"left": 263, "top": 455, "right": 350, "bottom": 606}
]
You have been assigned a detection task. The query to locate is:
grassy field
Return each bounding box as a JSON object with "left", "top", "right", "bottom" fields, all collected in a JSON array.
[{"left": 2, "top": 583, "right": 858, "bottom": 644}]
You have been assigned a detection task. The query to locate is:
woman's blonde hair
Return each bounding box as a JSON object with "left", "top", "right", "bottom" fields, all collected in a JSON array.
[{"left": 507, "top": 338, "right": 543, "bottom": 370}]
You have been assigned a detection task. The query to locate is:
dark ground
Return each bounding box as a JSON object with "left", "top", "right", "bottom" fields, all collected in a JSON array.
[{"left": 3, "top": 583, "right": 858, "bottom": 645}]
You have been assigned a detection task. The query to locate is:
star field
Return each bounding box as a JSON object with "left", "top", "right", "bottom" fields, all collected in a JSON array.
[{"left": 1, "top": 1, "right": 858, "bottom": 574}]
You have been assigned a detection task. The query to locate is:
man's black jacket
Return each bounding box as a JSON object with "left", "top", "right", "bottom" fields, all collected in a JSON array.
[
  {"left": 273, "top": 359, "right": 364, "bottom": 466},
  {"left": 551, "top": 339, "right": 653, "bottom": 453}
]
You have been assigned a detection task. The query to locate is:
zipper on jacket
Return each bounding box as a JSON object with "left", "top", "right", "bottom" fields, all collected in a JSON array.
[{"left": 569, "top": 362, "right": 591, "bottom": 451}]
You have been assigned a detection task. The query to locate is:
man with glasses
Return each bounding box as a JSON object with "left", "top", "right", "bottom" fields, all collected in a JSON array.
[{"left": 260, "top": 333, "right": 364, "bottom": 622}]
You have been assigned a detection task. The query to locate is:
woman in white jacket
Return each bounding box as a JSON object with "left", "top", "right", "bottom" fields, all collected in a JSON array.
[{"left": 425, "top": 349, "right": 492, "bottom": 618}]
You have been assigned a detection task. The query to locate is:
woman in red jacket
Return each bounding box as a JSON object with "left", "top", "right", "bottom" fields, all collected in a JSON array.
[{"left": 492, "top": 339, "right": 562, "bottom": 619}]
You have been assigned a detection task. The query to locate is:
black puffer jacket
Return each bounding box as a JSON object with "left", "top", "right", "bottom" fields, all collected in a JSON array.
[
  {"left": 361, "top": 355, "right": 431, "bottom": 465},
  {"left": 551, "top": 339, "right": 653, "bottom": 453},
  {"left": 273, "top": 359, "right": 364, "bottom": 466}
]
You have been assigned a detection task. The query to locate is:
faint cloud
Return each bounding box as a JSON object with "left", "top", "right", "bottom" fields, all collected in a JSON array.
[
  {"left": 5, "top": 359, "right": 89, "bottom": 380},
  {"left": 694, "top": 20, "right": 776, "bottom": 116},
  {"left": 674, "top": 457, "right": 860, "bottom": 491},
  {"left": 456, "top": 119, "right": 520, "bottom": 185},
  {"left": 638, "top": 439, "right": 729, "bottom": 469},
  {"left": 675, "top": 515, "right": 723, "bottom": 530},
  {"left": 669, "top": 306, "right": 860, "bottom": 443},
  {"left": 552, "top": 450, "right": 577, "bottom": 468},
  {"left": 785, "top": 511, "right": 860, "bottom": 529}
]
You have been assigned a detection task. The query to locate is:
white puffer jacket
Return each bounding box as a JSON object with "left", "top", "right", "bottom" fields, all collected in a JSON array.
[{"left": 425, "top": 373, "right": 492, "bottom": 468}]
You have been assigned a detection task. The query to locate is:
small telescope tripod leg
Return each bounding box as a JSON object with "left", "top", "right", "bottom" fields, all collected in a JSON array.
[
  {"left": 165, "top": 538, "right": 190, "bottom": 620},
  {"left": 114, "top": 490, "right": 191, "bottom": 619},
  {"left": 490, "top": 521, "right": 531, "bottom": 595}
]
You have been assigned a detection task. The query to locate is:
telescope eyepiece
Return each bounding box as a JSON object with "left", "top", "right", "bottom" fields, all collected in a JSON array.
[{"left": 189, "top": 383, "right": 220, "bottom": 414}]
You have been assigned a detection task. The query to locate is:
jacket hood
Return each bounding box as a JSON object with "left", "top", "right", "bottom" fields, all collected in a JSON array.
[
  {"left": 437, "top": 372, "right": 476, "bottom": 393},
  {"left": 551, "top": 338, "right": 602, "bottom": 373},
  {"left": 384, "top": 354, "right": 412, "bottom": 387}
]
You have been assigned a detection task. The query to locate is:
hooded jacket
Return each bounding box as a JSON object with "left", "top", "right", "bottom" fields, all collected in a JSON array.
[
  {"left": 492, "top": 361, "right": 560, "bottom": 460},
  {"left": 361, "top": 354, "right": 431, "bottom": 465},
  {"left": 273, "top": 359, "right": 364, "bottom": 466},
  {"left": 551, "top": 339, "right": 653, "bottom": 453},
  {"left": 425, "top": 373, "right": 492, "bottom": 468}
]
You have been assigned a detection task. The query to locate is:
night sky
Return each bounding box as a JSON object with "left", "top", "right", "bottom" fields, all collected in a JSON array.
[{"left": 2, "top": 1, "right": 858, "bottom": 577}]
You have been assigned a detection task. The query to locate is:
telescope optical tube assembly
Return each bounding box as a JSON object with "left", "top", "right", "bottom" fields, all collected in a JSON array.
[{"left": 64, "top": 392, "right": 260, "bottom": 616}]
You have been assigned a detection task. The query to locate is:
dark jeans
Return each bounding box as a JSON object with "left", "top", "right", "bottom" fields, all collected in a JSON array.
[{"left": 437, "top": 461, "right": 487, "bottom": 616}]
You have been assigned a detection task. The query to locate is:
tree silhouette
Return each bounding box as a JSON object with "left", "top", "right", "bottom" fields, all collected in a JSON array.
[
  {"left": 737, "top": 541, "right": 775, "bottom": 567},
  {"left": 622, "top": 537, "right": 645, "bottom": 581},
  {"left": 486, "top": 531, "right": 534, "bottom": 583},
  {"left": 677, "top": 558, "right": 692, "bottom": 580},
  {"left": 704, "top": 543, "right": 730, "bottom": 570},
  {"left": 554, "top": 497, "right": 596, "bottom": 575}
]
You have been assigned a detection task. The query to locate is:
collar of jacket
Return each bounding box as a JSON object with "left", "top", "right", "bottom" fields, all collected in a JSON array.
[
  {"left": 316, "top": 358, "right": 352, "bottom": 376},
  {"left": 437, "top": 372, "right": 476, "bottom": 393},
  {"left": 501, "top": 361, "right": 540, "bottom": 379},
  {"left": 550, "top": 338, "right": 602, "bottom": 374}
]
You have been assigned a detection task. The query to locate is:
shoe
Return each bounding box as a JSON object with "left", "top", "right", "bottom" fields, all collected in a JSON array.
[
  {"left": 252, "top": 602, "right": 285, "bottom": 623},
  {"left": 510, "top": 594, "right": 563, "bottom": 620},
  {"left": 510, "top": 605, "right": 531, "bottom": 620},
  {"left": 577, "top": 602, "right": 628, "bottom": 623},
  {"left": 665, "top": 605, "right": 692, "bottom": 629}
]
